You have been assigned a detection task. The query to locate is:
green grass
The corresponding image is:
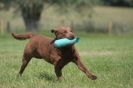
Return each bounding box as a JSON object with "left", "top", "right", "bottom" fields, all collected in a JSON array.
[{"left": 0, "top": 33, "right": 133, "bottom": 88}]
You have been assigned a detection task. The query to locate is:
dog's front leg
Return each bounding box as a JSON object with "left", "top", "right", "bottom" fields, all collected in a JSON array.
[
  {"left": 73, "top": 59, "right": 97, "bottom": 80},
  {"left": 54, "top": 59, "right": 69, "bottom": 81},
  {"left": 73, "top": 49, "right": 97, "bottom": 80}
]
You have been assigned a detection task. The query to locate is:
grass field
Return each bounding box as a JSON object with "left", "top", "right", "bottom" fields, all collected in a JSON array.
[{"left": 0, "top": 33, "right": 133, "bottom": 88}]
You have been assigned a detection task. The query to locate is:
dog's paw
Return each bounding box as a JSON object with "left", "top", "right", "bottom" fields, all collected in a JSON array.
[
  {"left": 58, "top": 76, "right": 64, "bottom": 81},
  {"left": 17, "top": 74, "right": 22, "bottom": 78},
  {"left": 91, "top": 75, "right": 97, "bottom": 80},
  {"left": 88, "top": 75, "right": 97, "bottom": 80}
]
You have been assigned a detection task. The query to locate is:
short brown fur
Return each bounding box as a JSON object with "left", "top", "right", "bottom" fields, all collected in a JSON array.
[{"left": 12, "top": 26, "right": 97, "bottom": 80}]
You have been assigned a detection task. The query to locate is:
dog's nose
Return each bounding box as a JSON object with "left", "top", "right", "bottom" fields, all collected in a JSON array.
[
  {"left": 69, "top": 35, "right": 75, "bottom": 40},
  {"left": 71, "top": 36, "right": 75, "bottom": 39}
]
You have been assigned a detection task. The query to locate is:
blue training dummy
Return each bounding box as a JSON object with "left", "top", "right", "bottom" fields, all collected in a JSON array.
[{"left": 54, "top": 37, "right": 80, "bottom": 48}]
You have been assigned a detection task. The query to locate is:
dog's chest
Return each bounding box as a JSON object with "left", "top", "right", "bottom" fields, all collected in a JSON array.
[{"left": 57, "top": 47, "right": 75, "bottom": 59}]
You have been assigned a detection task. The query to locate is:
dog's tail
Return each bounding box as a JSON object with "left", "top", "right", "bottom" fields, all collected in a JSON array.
[{"left": 11, "top": 32, "right": 35, "bottom": 40}]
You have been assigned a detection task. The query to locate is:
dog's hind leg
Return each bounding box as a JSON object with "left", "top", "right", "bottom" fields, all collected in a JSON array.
[
  {"left": 18, "top": 54, "right": 32, "bottom": 76},
  {"left": 54, "top": 59, "right": 69, "bottom": 81}
]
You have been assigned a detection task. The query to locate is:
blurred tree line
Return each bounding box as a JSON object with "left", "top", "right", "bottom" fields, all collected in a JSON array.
[
  {"left": 0, "top": 0, "right": 133, "bottom": 32},
  {"left": 45, "top": 0, "right": 133, "bottom": 7},
  {"left": 103, "top": 0, "right": 133, "bottom": 7}
]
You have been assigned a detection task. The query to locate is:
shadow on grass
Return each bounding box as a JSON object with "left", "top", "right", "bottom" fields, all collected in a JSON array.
[{"left": 37, "top": 71, "right": 56, "bottom": 81}]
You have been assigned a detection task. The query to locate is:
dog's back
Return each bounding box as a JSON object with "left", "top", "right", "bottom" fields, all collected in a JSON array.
[{"left": 12, "top": 33, "right": 57, "bottom": 63}]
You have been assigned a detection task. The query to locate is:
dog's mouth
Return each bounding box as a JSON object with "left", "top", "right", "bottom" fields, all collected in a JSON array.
[
  {"left": 58, "top": 37, "right": 75, "bottom": 40},
  {"left": 67, "top": 37, "right": 75, "bottom": 40}
]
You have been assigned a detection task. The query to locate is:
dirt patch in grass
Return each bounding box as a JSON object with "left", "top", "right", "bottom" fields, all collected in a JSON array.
[{"left": 80, "top": 51, "right": 113, "bottom": 57}]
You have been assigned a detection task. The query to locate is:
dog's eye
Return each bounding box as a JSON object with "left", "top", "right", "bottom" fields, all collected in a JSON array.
[
  {"left": 69, "top": 29, "right": 73, "bottom": 32},
  {"left": 63, "top": 31, "right": 67, "bottom": 33}
]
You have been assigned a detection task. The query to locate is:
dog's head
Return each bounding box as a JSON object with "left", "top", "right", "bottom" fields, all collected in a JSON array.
[{"left": 51, "top": 26, "right": 75, "bottom": 40}]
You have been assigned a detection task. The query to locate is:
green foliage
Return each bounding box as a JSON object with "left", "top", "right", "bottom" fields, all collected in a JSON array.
[
  {"left": 0, "top": 0, "right": 13, "bottom": 4},
  {"left": 17, "top": 0, "right": 44, "bottom": 7},
  {"left": 103, "top": 0, "right": 133, "bottom": 7},
  {"left": 44, "top": 0, "right": 133, "bottom": 7},
  {"left": 0, "top": 0, "right": 133, "bottom": 8},
  {"left": 0, "top": 0, "right": 14, "bottom": 9},
  {"left": 45, "top": 0, "right": 103, "bottom": 6}
]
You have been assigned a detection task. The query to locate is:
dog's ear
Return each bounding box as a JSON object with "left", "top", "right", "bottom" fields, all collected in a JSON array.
[
  {"left": 51, "top": 29, "right": 54, "bottom": 33},
  {"left": 51, "top": 29, "right": 57, "bottom": 33},
  {"left": 51, "top": 29, "right": 57, "bottom": 44}
]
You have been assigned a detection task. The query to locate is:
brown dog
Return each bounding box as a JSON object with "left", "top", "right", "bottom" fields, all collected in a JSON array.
[{"left": 12, "top": 26, "right": 97, "bottom": 80}]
